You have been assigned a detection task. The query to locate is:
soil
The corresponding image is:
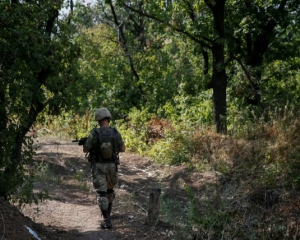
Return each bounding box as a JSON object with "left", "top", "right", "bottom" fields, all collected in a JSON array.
[{"left": 0, "top": 136, "right": 218, "bottom": 240}]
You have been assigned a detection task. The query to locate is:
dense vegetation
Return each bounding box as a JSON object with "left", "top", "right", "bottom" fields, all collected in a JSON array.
[{"left": 1, "top": 0, "right": 300, "bottom": 238}]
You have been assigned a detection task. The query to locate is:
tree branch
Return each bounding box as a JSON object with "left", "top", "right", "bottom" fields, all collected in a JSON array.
[
  {"left": 201, "top": 45, "right": 209, "bottom": 74},
  {"left": 278, "top": 0, "right": 288, "bottom": 11},
  {"left": 234, "top": 57, "right": 264, "bottom": 109},
  {"left": 99, "top": 2, "right": 115, "bottom": 23},
  {"left": 45, "top": 9, "right": 58, "bottom": 37},
  {"left": 108, "top": 2, "right": 140, "bottom": 82},
  {"left": 122, "top": 1, "right": 212, "bottom": 50},
  {"left": 183, "top": 0, "right": 196, "bottom": 22}
]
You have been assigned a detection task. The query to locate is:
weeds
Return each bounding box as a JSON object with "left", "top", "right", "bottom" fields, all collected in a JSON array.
[
  {"left": 74, "top": 170, "right": 90, "bottom": 191},
  {"left": 34, "top": 162, "right": 62, "bottom": 185},
  {"left": 182, "top": 185, "right": 290, "bottom": 240},
  {"left": 116, "top": 191, "right": 136, "bottom": 213},
  {"left": 160, "top": 197, "right": 185, "bottom": 225}
]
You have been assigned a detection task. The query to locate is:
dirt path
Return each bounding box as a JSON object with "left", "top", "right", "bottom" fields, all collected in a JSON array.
[
  {"left": 15, "top": 136, "right": 218, "bottom": 240},
  {"left": 2, "top": 136, "right": 300, "bottom": 240}
]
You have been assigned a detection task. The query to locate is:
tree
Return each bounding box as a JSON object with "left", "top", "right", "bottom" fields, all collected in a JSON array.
[
  {"left": 73, "top": 1, "right": 196, "bottom": 116},
  {"left": 0, "top": 0, "right": 80, "bottom": 202},
  {"left": 227, "top": 0, "right": 300, "bottom": 110},
  {"left": 117, "top": 0, "right": 300, "bottom": 131},
  {"left": 117, "top": 0, "right": 228, "bottom": 133},
  {"left": 100, "top": 0, "right": 147, "bottom": 106}
]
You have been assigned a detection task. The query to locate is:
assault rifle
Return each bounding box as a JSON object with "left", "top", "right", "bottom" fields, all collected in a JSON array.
[
  {"left": 71, "top": 123, "right": 98, "bottom": 146},
  {"left": 72, "top": 137, "right": 88, "bottom": 146}
]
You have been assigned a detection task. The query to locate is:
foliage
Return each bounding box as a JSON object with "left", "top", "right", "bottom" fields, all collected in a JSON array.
[
  {"left": 71, "top": 0, "right": 300, "bottom": 133},
  {"left": 115, "top": 107, "right": 151, "bottom": 154},
  {"left": 263, "top": 59, "right": 300, "bottom": 108},
  {"left": 0, "top": 0, "right": 83, "bottom": 203},
  {"left": 34, "top": 108, "right": 96, "bottom": 148},
  {"left": 114, "top": 103, "right": 300, "bottom": 194},
  {"left": 147, "top": 128, "right": 193, "bottom": 165},
  {"left": 74, "top": 170, "right": 89, "bottom": 190},
  {"left": 74, "top": 18, "right": 207, "bottom": 117},
  {"left": 160, "top": 89, "right": 213, "bottom": 126},
  {"left": 226, "top": 106, "right": 300, "bottom": 191}
]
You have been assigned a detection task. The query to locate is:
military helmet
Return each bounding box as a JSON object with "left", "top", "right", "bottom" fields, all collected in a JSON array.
[{"left": 95, "top": 108, "right": 112, "bottom": 121}]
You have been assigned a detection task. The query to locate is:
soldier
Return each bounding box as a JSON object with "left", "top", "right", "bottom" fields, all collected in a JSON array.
[{"left": 83, "top": 108, "right": 125, "bottom": 229}]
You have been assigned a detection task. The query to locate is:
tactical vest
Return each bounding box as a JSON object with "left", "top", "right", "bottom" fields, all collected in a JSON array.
[{"left": 95, "top": 127, "right": 117, "bottom": 163}]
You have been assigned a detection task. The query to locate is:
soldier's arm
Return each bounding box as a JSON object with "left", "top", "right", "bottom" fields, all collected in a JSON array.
[
  {"left": 83, "top": 147, "right": 89, "bottom": 153},
  {"left": 118, "top": 133, "right": 125, "bottom": 152},
  {"left": 83, "top": 131, "right": 95, "bottom": 153},
  {"left": 120, "top": 145, "right": 125, "bottom": 152}
]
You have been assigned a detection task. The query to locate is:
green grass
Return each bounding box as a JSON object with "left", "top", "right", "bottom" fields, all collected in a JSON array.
[{"left": 34, "top": 162, "right": 62, "bottom": 185}]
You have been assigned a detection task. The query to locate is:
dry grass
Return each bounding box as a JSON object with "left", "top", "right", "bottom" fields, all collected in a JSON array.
[{"left": 184, "top": 109, "right": 300, "bottom": 239}]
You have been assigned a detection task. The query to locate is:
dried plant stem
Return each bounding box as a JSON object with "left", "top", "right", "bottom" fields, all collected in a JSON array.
[
  {"left": 133, "top": 202, "right": 147, "bottom": 214},
  {"left": 294, "top": 221, "right": 299, "bottom": 240},
  {"left": 208, "top": 220, "right": 216, "bottom": 240},
  {"left": 134, "top": 185, "right": 146, "bottom": 193}
]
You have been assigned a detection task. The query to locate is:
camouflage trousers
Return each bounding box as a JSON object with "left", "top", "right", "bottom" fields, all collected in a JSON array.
[{"left": 91, "top": 162, "right": 118, "bottom": 210}]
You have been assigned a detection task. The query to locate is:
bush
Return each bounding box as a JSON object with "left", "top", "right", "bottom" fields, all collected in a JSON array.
[
  {"left": 147, "top": 127, "right": 193, "bottom": 165},
  {"left": 0, "top": 131, "right": 48, "bottom": 208},
  {"left": 115, "top": 107, "right": 151, "bottom": 154},
  {"left": 159, "top": 89, "right": 213, "bottom": 127}
]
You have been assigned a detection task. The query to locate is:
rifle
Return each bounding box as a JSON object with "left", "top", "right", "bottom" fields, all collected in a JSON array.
[
  {"left": 71, "top": 123, "right": 98, "bottom": 146},
  {"left": 112, "top": 128, "right": 120, "bottom": 170},
  {"left": 72, "top": 124, "right": 98, "bottom": 164},
  {"left": 72, "top": 137, "right": 88, "bottom": 146}
]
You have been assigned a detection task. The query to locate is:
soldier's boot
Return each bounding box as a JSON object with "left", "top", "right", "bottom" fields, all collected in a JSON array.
[
  {"left": 108, "top": 203, "right": 113, "bottom": 217},
  {"left": 100, "top": 209, "right": 112, "bottom": 229},
  {"left": 97, "top": 191, "right": 112, "bottom": 229}
]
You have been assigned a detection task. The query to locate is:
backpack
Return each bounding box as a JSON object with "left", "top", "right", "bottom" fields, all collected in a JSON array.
[{"left": 95, "top": 127, "right": 118, "bottom": 163}]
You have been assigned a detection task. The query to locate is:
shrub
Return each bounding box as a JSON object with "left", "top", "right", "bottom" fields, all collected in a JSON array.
[
  {"left": 115, "top": 107, "right": 151, "bottom": 154},
  {"left": 147, "top": 127, "right": 193, "bottom": 165}
]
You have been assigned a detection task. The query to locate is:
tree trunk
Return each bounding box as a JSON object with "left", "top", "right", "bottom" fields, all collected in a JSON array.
[
  {"left": 0, "top": 95, "right": 44, "bottom": 198},
  {"left": 212, "top": 76, "right": 227, "bottom": 134},
  {"left": 206, "top": 0, "right": 228, "bottom": 134},
  {"left": 241, "top": 0, "right": 288, "bottom": 110},
  {"left": 211, "top": 45, "right": 227, "bottom": 134},
  {"left": 145, "top": 187, "right": 161, "bottom": 226}
]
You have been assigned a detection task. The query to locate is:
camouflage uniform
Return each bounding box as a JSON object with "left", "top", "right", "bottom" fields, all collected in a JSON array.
[{"left": 84, "top": 126, "right": 124, "bottom": 217}]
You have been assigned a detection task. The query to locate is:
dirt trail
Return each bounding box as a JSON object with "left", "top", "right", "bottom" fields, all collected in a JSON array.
[{"left": 4, "top": 136, "right": 218, "bottom": 240}]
